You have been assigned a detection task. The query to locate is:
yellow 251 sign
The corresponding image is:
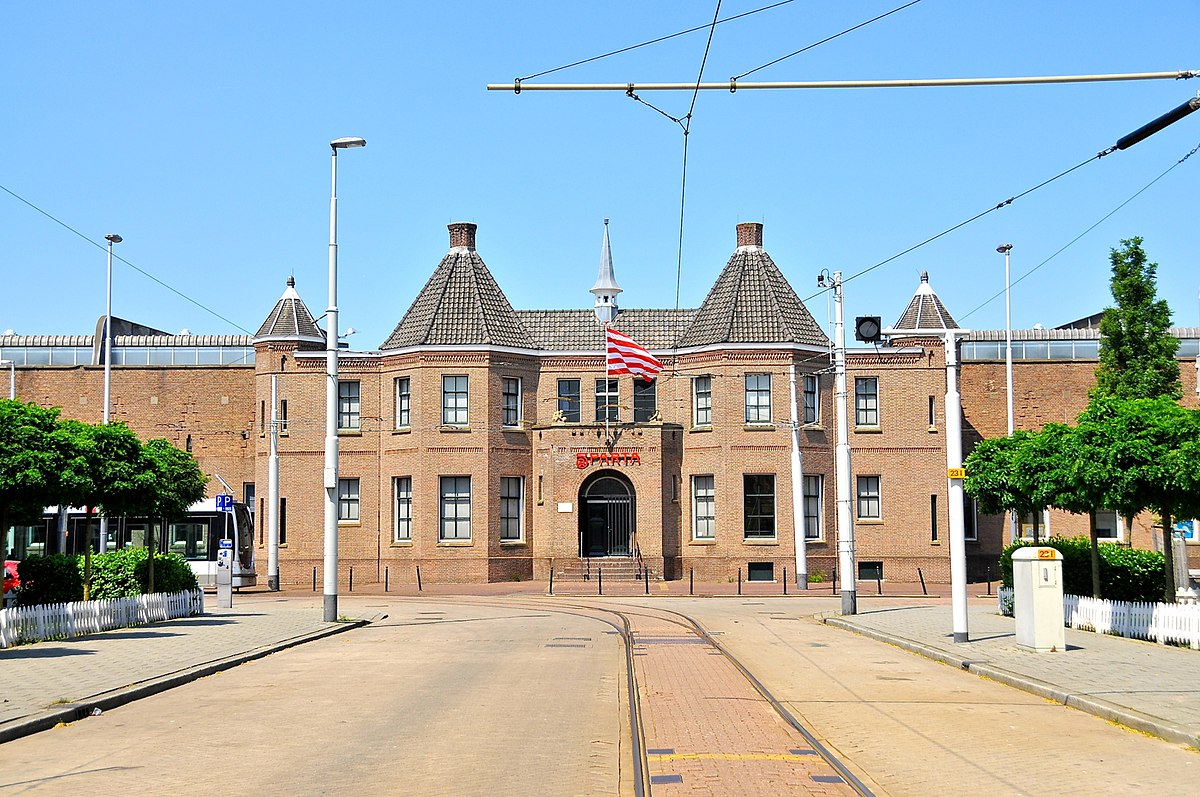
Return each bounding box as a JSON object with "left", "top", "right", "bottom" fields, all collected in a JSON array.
[{"left": 947, "top": 467, "right": 966, "bottom": 479}]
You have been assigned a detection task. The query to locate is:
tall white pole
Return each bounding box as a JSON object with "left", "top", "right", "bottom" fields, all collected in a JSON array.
[
  {"left": 323, "top": 147, "right": 342, "bottom": 622},
  {"left": 268, "top": 373, "right": 280, "bottom": 591},
  {"left": 1000, "top": 244, "right": 1016, "bottom": 544},
  {"left": 831, "top": 271, "right": 856, "bottom": 615},
  {"left": 789, "top": 362, "right": 808, "bottom": 589},
  {"left": 945, "top": 329, "right": 969, "bottom": 642},
  {"left": 100, "top": 234, "right": 120, "bottom": 554}
]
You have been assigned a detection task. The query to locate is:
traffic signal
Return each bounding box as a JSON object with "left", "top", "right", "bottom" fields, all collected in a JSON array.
[{"left": 855, "top": 316, "right": 882, "bottom": 343}]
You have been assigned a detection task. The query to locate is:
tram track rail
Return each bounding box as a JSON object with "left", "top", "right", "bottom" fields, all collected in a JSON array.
[{"left": 370, "top": 595, "right": 873, "bottom": 796}]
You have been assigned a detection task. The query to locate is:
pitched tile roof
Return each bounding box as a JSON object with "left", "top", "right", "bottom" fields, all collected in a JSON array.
[
  {"left": 516, "top": 308, "right": 694, "bottom": 351},
  {"left": 381, "top": 248, "right": 535, "bottom": 349},
  {"left": 253, "top": 276, "right": 324, "bottom": 344},
  {"left": 891, "top": 272, "right": 960, "bottom": 333},
  {"left": 678, "top": 244, "right": 828, "bottom": 348}
]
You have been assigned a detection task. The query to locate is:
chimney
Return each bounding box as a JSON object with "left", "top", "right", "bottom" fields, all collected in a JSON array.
[
  {"left": 736, "top": 222, "right": 763, "bottom": 249},
  {"left": 448, "top": 222, "right": 477, "bottom": 251}
]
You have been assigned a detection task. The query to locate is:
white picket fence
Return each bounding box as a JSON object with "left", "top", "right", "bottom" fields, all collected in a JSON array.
[
  {"left": 0, "top": 590, "right": 204, "bottom": 649},
  {"left": 997, "top": 587, "right": 1200, "bottom": 649}
]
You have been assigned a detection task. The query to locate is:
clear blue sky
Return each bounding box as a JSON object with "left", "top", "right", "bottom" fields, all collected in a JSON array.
[{"left": 4, "top": 1, "right": 1198, "bottom": 347}]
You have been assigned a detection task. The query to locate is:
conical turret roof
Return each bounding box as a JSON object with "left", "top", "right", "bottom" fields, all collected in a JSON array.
[
  {"left": 253, "top": 276, "right": 325, "bottom": 344},
  {"left": 381, "top": 223, "right": 535, "bottom": 349},
  {"left": 891, "top": 272, "right": 960, "bottom": 334},
  {"left": 678, "top": 223, "right": 828, "bottom": 347}
]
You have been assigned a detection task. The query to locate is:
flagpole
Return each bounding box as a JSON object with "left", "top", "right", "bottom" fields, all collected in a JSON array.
[{"left": 604, "top": 326, "right": 610, "bottom": 444}]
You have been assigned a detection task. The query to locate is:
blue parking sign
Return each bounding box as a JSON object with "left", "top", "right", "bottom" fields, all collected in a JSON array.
[{"left": 215, "top": 494, "right": 233, "bottom": 512}]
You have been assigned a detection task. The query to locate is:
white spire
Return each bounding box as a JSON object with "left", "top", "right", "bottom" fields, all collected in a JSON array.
[{"left": 591, "top": 218, "right": 622, "bottom": 324}]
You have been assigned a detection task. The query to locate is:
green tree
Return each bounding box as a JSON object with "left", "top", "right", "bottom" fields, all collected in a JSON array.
[
  {"left": 54, "top": 420, "right": 156, "bottom": 599},
  {"left": 964, "top": 431, "right": 1046, "bottom": 541},
  {"left": 0, "top": 400, "right": 65, "bottom": 540},
  {"left": 1092, "top": 237, "right": 1180, "bottom": 401},
  {"left": 137, "top": 438, "right": 208, "bottom": 592}
]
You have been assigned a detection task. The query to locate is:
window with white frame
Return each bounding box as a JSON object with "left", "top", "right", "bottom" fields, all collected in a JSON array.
[
  {"left": 692, "top": 475, "right": 715, "bottom": 540},
  {"left": 393, "top": 477, "right": 412, "bottom": 542},
  {"left": 502, "top": 377, "right": 521, "bottom": 427},
  {"left": 338, "top": 478, "right": 360, "bottom": 522},
  {"left": 633, "top": 378, "right": 657, "bottom": 422},
  {"left": 1095, "top": 509, "right": 1120, "bottom": 540},
  {"left": 803, "top": 474, "right": 823, "bottom": 540},
  {"left": 394, "top": 377, "right": 411, "bottom": 429},
  {"left": 595, "top": 378, "right": 618, "bottom": 423},
  {"left": 963, "top": 495, "right": 978, "bottom": 541},
  {"left": 1018, "top": 510, "right": 1049, "bottom": 539},
  {"left": 743, "top": 474, "right": 776, "bottom": 539},
  {"left": 855, "top": 377, "right": 878, "bottom": 427},
  {"left": 693, "top": 375, "right": 712, "bottom": 426},
  {"left": 338, "top": 381, "right": 360, "bottom": 430},
  {"left": 856, "top": 475, "right": 881, "bottom": 520},
  {"left": 557, "top": 379, "right": 580, "bottom": 423},
  {"left": 500, "top": 476, "right": 524, "bottom": 541},
  {"left": 439, "top": 476, "right": 471, "bottom": 541},
  {"left": 745, "top": 373, "right": 771, "bottom": 424},
  {"left": 442, "top": 375, "right": 469, "bottom": 426},
  {"left": 803, "top": 374, "right": 820, "bottom": 425}
]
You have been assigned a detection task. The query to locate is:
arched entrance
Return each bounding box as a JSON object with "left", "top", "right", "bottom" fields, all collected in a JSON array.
[{"left": 579, "top": 471, "right": 635, "bottom": 558}]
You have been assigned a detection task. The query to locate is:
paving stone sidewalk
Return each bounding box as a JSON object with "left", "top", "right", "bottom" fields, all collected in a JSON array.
[
  {"left": 0, "top": 596, "right": 358, "bottom": 743},
  {"left": 826, "top": 603, "right": 1200, "bottom": 748}
]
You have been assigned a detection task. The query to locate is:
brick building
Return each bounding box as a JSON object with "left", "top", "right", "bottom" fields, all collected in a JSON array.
[{"left": 4, "top": 220, "right": 1197, "bottom": 585}]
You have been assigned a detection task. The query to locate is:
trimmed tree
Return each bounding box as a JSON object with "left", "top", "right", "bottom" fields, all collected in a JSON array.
[
  {"left": 964, "top": 430, "right": 1045, "bottom": 541},
  {"left": 138, "top": 438, "right": 208, "bottom": 592},
  {"left": 0, "top": 400, "right": 65, "bottom": 541}
]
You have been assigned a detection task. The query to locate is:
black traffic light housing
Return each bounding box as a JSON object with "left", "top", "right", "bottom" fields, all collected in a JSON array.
[{"left": 855, "top": 316, "right": 882, "bottom": 343}]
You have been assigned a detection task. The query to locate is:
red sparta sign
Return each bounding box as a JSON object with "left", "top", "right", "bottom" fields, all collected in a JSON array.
[{"left": 576, "top": 451, "right": 642, "bottom": 469}]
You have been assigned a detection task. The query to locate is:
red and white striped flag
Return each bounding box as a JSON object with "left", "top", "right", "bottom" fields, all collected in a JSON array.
[{"left": 606, "top": 327, "right": 663, "bottom": 383}]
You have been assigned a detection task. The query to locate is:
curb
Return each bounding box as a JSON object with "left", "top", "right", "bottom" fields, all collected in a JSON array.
[
  {"left": 0, "top": 615, "right": 371, "bottom": 745},
  {"left": 823, "top": 617, "right": 1200, "bottom": 750}
]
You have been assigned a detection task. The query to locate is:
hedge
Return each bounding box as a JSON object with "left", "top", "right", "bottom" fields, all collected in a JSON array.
[
  {"left": 999, "top": 536, "right": 1165, "bottom": 603},
  {"left": 14, "top": 549, "right": 197, "bottom": 605}
]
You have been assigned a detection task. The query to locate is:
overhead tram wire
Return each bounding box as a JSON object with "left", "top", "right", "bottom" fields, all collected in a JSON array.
[
  {"left": 959, "top": 138, "right": 1200, "bottom": 323},
  {"left": 512, "top": 0, "right": 797, "bottom": 85},
  {"left": 0, "top": 182, "right": 254, "bottom": 335},
  {"left": 804, "top": 95, "right": 1200, "bottom": 304},
  {"left": 733, "top": 0, "right": 923, "bottom": 82}
]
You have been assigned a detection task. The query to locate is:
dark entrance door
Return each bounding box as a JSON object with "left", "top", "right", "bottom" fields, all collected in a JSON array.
[{"left": 580, "top": 474, "right": 634, "bottom": 557}]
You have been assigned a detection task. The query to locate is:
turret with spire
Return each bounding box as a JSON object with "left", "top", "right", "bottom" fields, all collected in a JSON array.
[{"left": 591, "top": 219, "right": 622, "bottom": 325}]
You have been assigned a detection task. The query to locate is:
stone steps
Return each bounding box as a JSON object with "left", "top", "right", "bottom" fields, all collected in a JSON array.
[{"left": 552, "top": 558, "right": 655, "bottom": 581}]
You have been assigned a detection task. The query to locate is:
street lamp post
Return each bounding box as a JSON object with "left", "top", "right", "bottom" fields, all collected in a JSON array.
[
  {"left": 997, "top": 243, "right": 1016, "bottom": 544},
  {"left": 323, "top": 137, "right": 366, "bottom": 623},
  {"left": 100, "top": 233, "right": 122, "bottom": 554},
  {"left": 818, "top": 269, "right": 855, "bottom": 615}
]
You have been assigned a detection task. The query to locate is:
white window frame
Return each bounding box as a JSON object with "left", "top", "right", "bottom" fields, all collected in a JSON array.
[
  {"left": 803, "top": 474, "right": 823, "bottom": 540},
  {"left": 803, "top": 374, "right": 820, "bottom": 425},
  {"left": 500, "top": 476, "right": 524, "bottom": 542},
  {"left": 855, "top": 377, "right": 879, "bottom": 427},
  {"left": 743, "top": 474, "right": 777, "bottom": 540},
  {"left": 338, "top": 381, "right": 361, "bottom": 430},
  {"left": 1094, "top": 509, "right": 1123, "bottom": 542},
  {"left": 338, "top": 478, "right": 360, "bottom": 522},
  {"left": 442, "top": 375, "right": 469, "bottom": 426},
  {"left": 963, "top": 495, "right": 978, "bottom": 542},
  {"left": 394, "top": 377, "right": 411, "bottom": 429},
  {"left": 692, "top": 475, "right": 715, "bottom": 540},
  {"left": 856, "top": 475, "right": 881, "bottom": 520},
  {"left": 1018, "top": 510, "right": 1051, "bottom": 540},
  {"left": 595, "top": 378, "right": 618, "bottom": 423},
  {"left": 745, "top": 373, "right": 771, "bottom": 424},
  {"left": 393, "top": 476, "right": 412, "bottom": 542},
  {"left": 693, "top": 375, "right": 712, "bottom": 426},
  {"left": 501, "top": 377, "right": 522, "bottom": 427},
  {"left": 633, "top": 378, "right": 657, "bottom": 423},
  {"left": 439, "top": 476, "right": 471, "bottom": 541}
]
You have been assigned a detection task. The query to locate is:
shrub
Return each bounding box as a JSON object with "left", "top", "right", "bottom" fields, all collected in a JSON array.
[
  {"left": 14, "top": 555, "right": 84, "bottom": 606},
  {"left": 87, "top": 547, "right": 198, "bottom": 599},
  {"left": 807, "top": 569, "right": 828, "bottom": 584},
  {"left": 999, "top": 536, "right": 1165, "bottom": 603}
]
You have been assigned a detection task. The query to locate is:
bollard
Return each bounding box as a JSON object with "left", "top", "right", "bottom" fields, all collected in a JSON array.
[
  {"left": 598, "top": 567, "right": 603, "bottom": 596},
  {"left": 918, "top": 567, "right": 928, "bottom": 596},
  {"left": 987, "top": 564, "right": 993, "bottom": 596},
  {"left": 312, "top": 566, "right": 317, "bottom": 592},
  {"left": 644, "top": 566, "right": 649, "bottom": 595},
  {"left": 832, "top": 568, "right": 837, "bottom": 596},
  {"left": 783, "top": 567, "right": 788, "bottom": 596},
  {"left": 689, "top": 567, "right": 694, "bottom": 596},
  {"left": 349, "top": 566, "right": 354, "bottom": 592},
  {"left": 876, "top": 574, "right": 882, "bottom": 595},
  {"left": 549, "top": 567, "right": 554, "bottom": 596},
  {"left": 417, "top": 565, "right": 423, "bottom": 592},
  {"left": 385, "top": 566, "right": 389, "bottom": 593},
  {"left": 737, "top": 568, "right": 742, "bottom": 596}
]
